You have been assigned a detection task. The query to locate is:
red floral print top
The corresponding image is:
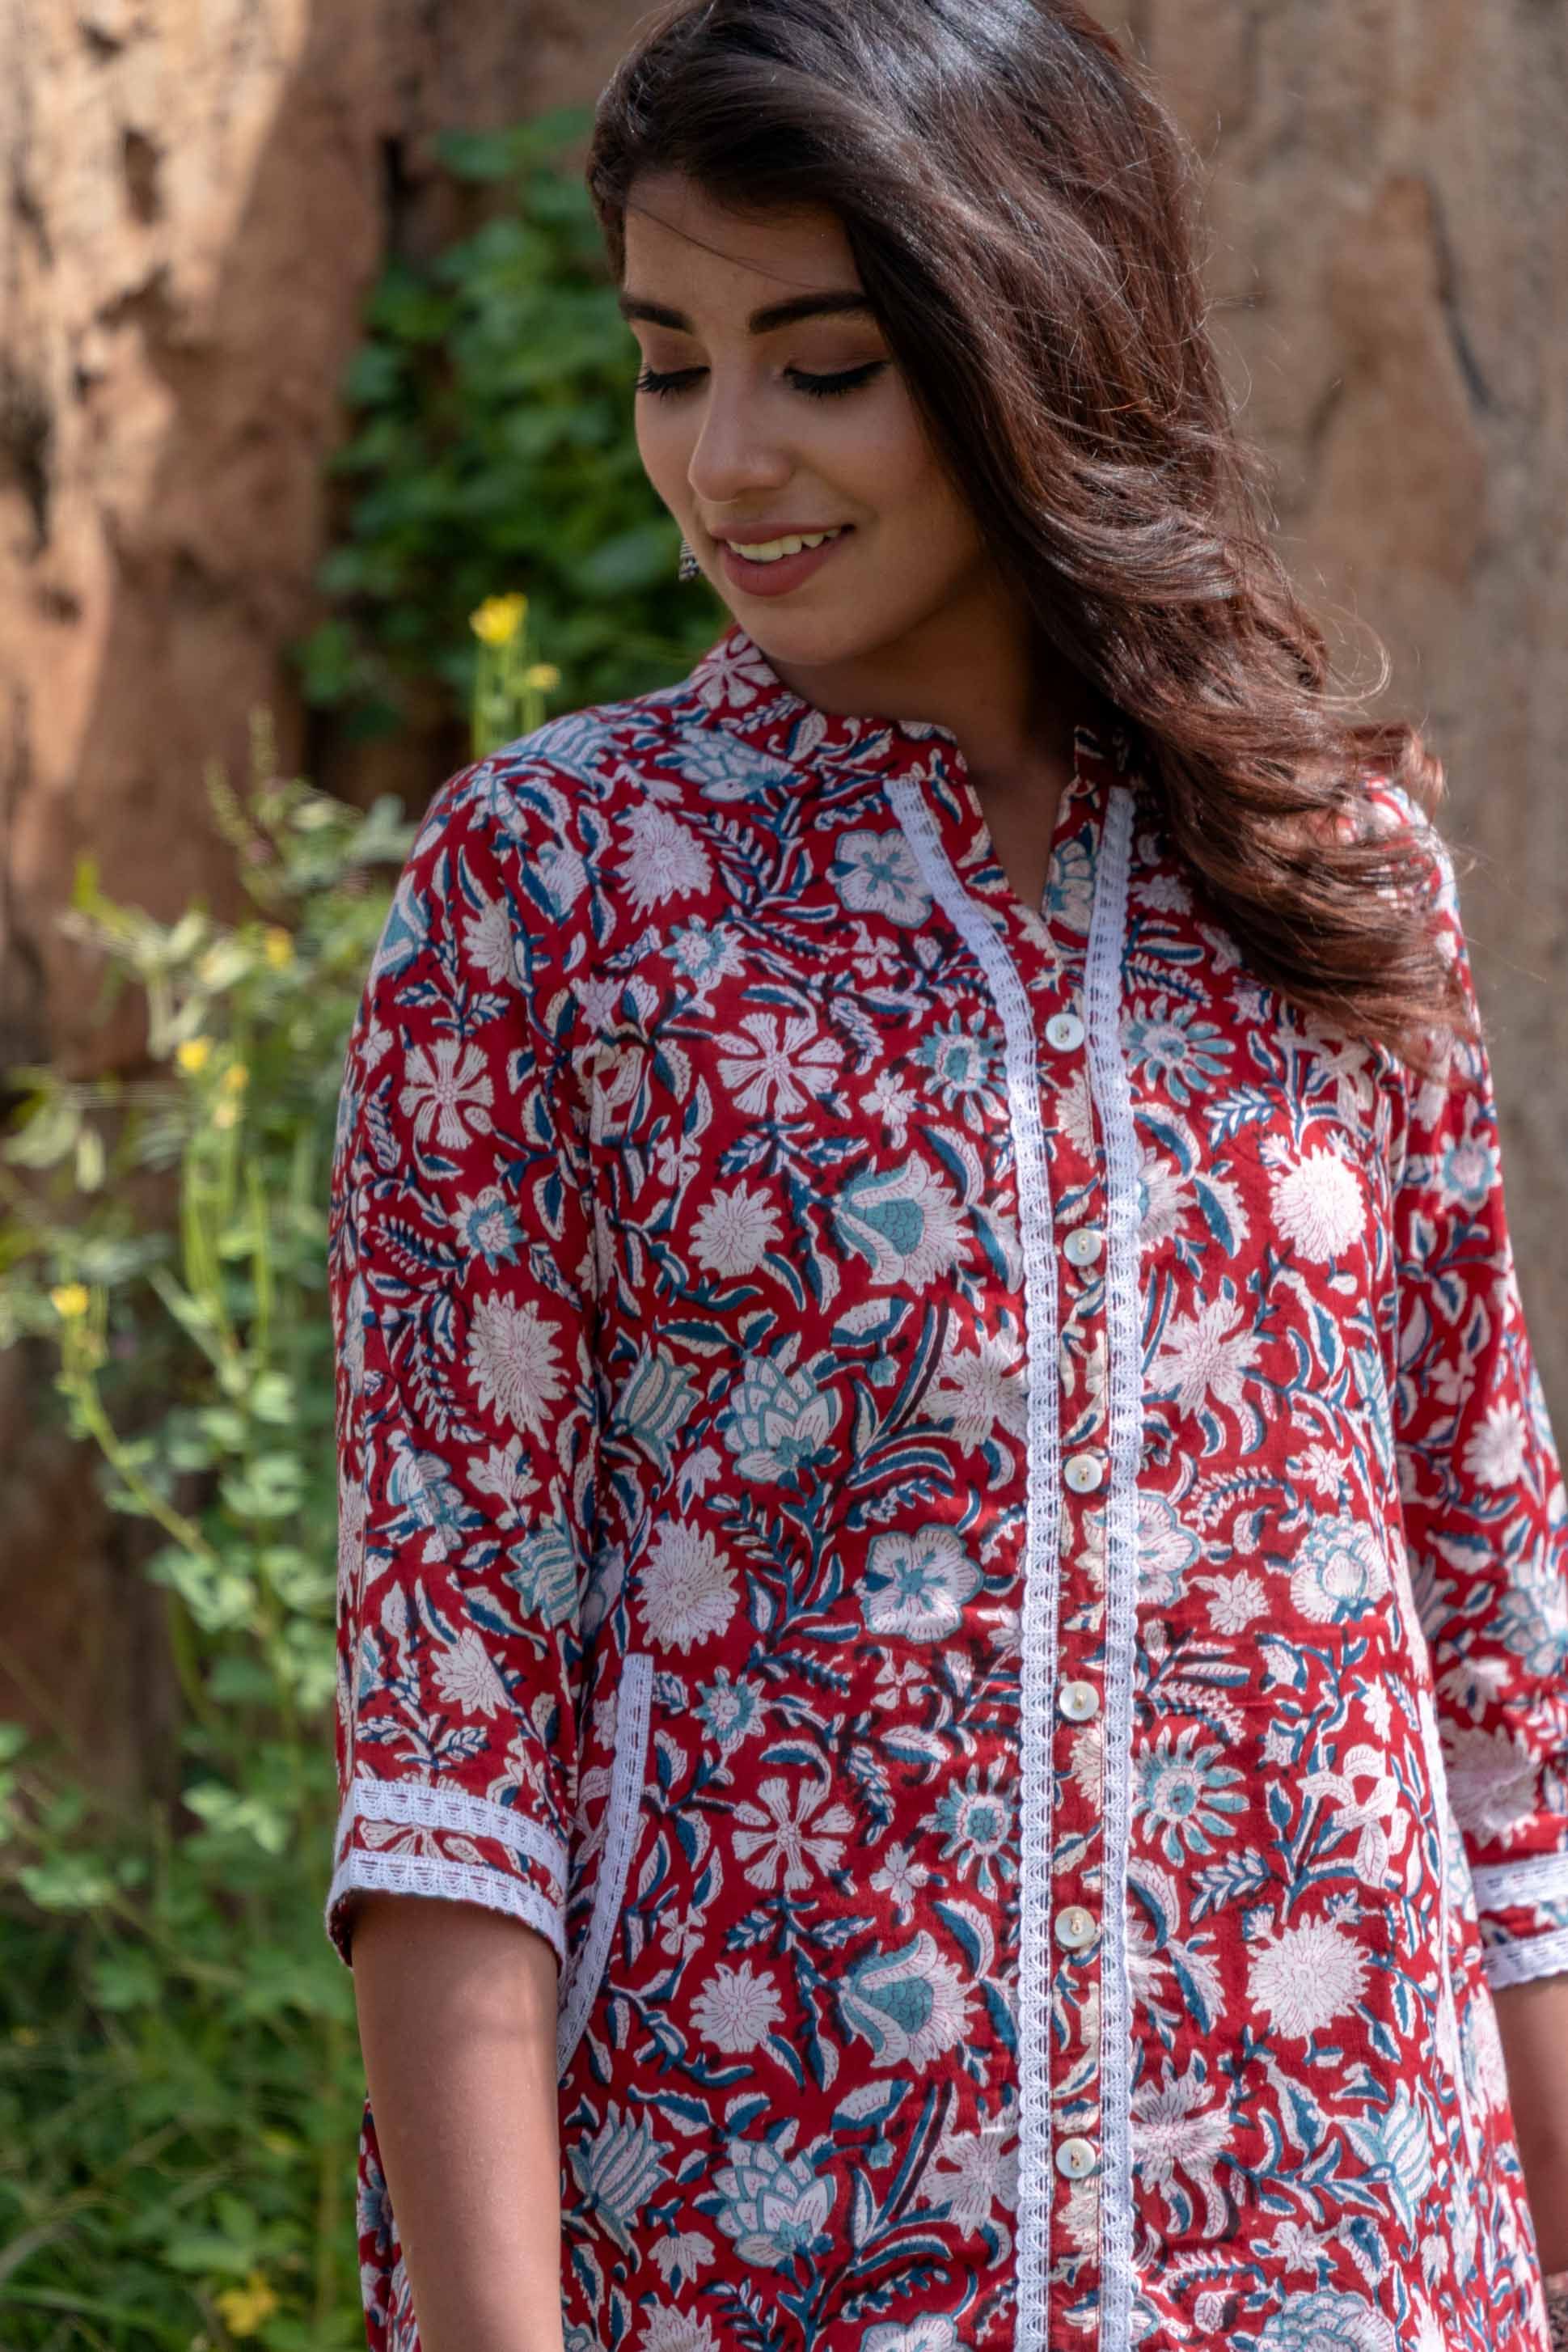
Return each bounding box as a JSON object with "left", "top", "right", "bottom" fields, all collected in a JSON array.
[{"left": 327, "top": 623, "right": 1568, "bottom": 2352}]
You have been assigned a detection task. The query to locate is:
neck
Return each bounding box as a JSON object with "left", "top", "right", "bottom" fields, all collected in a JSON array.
[{"left": 760, "top": 570, "right": 1089, "bottom": 787}]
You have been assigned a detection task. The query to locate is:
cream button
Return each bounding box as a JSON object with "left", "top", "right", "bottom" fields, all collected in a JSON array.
[
  {"left": 1059, "top": 1678, "right": 1100, "bottom": 1721},
  {"left": 1054, "top": 1906, "right": 1099, "bottom": 1950},
  {"left": 1054, "top": 2134, "right": 1098, "bottom": 2180},
  {"left": 1064, "top": 1452, "right": 1105, "bottom": 1494},
  {"left": 1064, "top": 1226, "right": 1104, "bottom": 1267},
  {"left": 1045, "top": 1011, "right": 1085, "bottom": 1051}
]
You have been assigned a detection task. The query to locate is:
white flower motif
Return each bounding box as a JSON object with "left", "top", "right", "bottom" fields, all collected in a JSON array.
[
  {"left": 1464, "top": 1398, "right": 1528, "bottom": 1488},
  {"left": 648, "top": 2231, "right": 716, "bottom": 2285},
  {"left": 1247, "top": 1914, "right": 1369, "bottom": 2038},
  {"left": 1130, "top": 2053, "right": 1234, "bottom": 2237},
  {"left": 463, "top": 892, "right": 517, "bottom": 987},
  {"left": 918, "top": 2117, "right": 1019, "bottom": 2232},
  {"left": 619, "top": 802, "right": 714, "bottom": 918},
  {"left": 928, "top": 1322, "right": 1028, "bottom": 1449},
  {"left": 336, "top": 1466, "right": 367, "bottom": 1615},
  {"left": 639, "top": 1522, "right": 738, "bottom": 1653},
  {"left": 640, "top": 2307, "right": 718, "bottom": 2352},
  {"left": 1150, "top": 1292, "right": 1263, "bottom": 1418},
  {"left": 715, "top": 1010, "right": 843, "bottom": 1119},
  {"left": 691, "top": 1961, "right": 784, "bottom": 2053},
  {"left": 467, "top": 1293, "right": 567, "bottom": 1440},
  {"left": 399, "top": 1035, "right": 494, "bottom": 1151},
  {"left": 691, "top": 1181, "right": 782, "bottom": 1277},
  {"left": 432, "top": 1626, "right": 509, "bottom": 1718},
  {"left": 732, "top": 1774, "right": 855, "bottom": 1893},
  {"left": 1197, "top": 1570, "right": 1268, "bottom": 1635},
  {"left": 1439, "top": 1723, "right": 1538, "bottom": 1839},
  {"left": 1298, "top": 1742, "right": 1410, "bottom": 1889},
  {"left": 1139, "top": 1144, "right": 1199, "bottom": 1255},
  {"left": 691, "top": 634, "right": 777, "bottom": 712},
  {"left": 1269, "top": 1145, "right": 1365, "bottom": 1262},
  {"left": 869, "top": 1840, "right": 932, "bottom": 1922}
]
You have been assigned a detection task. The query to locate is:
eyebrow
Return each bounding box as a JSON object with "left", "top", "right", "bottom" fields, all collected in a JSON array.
[{"left": 616, "top": 289, "right": 876, "bottom": 336}]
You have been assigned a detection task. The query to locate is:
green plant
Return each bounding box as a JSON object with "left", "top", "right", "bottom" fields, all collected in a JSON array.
[
  {"left": 0, "top": 717, "right": 415, "bottom": 2347},
  {"left": 296, "top": 104, "right": 720, "bottom": 741}
]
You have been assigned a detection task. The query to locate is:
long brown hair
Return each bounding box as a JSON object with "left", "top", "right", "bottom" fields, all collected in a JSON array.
[{"left": 586, "top": 0, "right": 1477, "bottom": 1081}]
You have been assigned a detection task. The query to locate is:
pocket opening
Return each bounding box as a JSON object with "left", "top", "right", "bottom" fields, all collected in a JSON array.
[{"left": 556, "top": 1650, "right": 655, "bottom": 2078}]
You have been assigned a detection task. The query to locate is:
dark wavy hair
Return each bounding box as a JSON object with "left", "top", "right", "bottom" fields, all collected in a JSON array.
[{"left": 586, "top": 0, "right": 1477, "bottom": 1080}]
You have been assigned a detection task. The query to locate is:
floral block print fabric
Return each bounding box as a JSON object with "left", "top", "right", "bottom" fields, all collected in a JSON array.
[{"left": 327, "top": 622, "right": 1568, "bottom": 2352}]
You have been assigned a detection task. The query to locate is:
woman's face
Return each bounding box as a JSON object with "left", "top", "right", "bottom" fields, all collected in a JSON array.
[{"left": 619, "top": 175, "right": 995, "bottom": 675}]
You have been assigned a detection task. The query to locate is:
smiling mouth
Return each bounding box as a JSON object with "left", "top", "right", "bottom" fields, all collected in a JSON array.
[{"left": 721, "top": 526, "right": 851, "bottom": 565}]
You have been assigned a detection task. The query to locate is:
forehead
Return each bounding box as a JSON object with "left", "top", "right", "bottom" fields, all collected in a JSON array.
[{"left": 620, "top": 174, "right": 860, "bottom": 317}]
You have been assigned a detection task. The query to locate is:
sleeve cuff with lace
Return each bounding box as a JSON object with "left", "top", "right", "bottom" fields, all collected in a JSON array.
[
  {"left": 1470, "top": 1851, "right": 1568, "bottom": 1988},
  {"left": 324, "top": 1775, "right": 570, "bottom": 1969}
]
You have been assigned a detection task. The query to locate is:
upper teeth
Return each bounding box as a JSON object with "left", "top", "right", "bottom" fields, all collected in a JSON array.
[{"left": 729, "top": 528, "right": 844, "bottom": 563}]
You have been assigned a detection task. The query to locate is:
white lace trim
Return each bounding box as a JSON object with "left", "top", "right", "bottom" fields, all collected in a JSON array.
[
  {"left": 1481, "top": 1923, "right": 1568, "bottom": 1989},
  {"left": 1082, "top": 780, "right": 1141, "bottom": 2347},
  {"left": 556, "top": 1650, "right": 656, "bottom": 2076},
  {"left": 885, "top": 775, "right": 1063, "bottom": 2350},
  {"left": 325, "top": 1849, "right": 565, "bottom": 1969},
  {"left": 332, "top": 1773, "right": 569, "bottom": 1886},
  {"left": 1471, "top": 1852, "right": 1568, "bottom": 1914}
]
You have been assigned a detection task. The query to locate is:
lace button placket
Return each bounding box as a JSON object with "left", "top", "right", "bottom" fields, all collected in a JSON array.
[{"left": 885, "top": 729, "right": 1139, "bottom": 2349}]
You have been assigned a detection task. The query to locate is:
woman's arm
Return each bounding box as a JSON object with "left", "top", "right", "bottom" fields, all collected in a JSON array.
[
  {"left": 1493, "top": 1973, "right": 1568, "bottom": 2276},
  {"left": 351, "top": 1894, "right": 565, "bottom": 2352}
]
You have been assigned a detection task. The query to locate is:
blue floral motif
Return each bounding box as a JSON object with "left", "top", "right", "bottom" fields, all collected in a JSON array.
[
  {"left": 836, "top": 1931, "right": 970, "bottom": 2069},
  {"left": 450, "top": 1184, "right": 525, "bottom": 1270},
  {"left": 709, "top": 2134, "right": 836, "bottom": 2266},
  {"left": 830, "top": 828, "right": 932, "bottom": 926},
  {"left": 861, "top": 1525, "right": 983, "bottom": 1641},
  {"left": 695, "top": 1663, "right": 766, "bottom": 1750},
  {"left": 566, "top": 2101, "right": 672, "bottom": 2257},
  {"left": 927, "top": 1761, "right": 1016, "bottom": 1893},
  {"left": 503, "top": 1514, "right": 578, "bottom": 1630},
  {"left": 721, "top": 1352, "right": 837, "bottom": 1480},
  {"left": 1287, "top": 1513, "right": 1390, "bottom": 1625},
  {"left": 1123, "top": 996, "right": 1234, "bottom": 1105},
  {"left": 1257, "top": 2290, "right": 1399, "bottom": 2352},
  {"left": 1132, "top": 1727, "right": 1248, "bottom": 1863}
]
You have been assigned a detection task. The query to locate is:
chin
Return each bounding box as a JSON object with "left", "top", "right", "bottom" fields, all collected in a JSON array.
[{"left": 726, "top": 603, "right": 907, "bottom": 674}]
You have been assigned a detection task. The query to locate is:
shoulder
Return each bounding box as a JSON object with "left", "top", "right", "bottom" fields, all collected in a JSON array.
[{"left": 1348, "top": 772, "right": 1462, "bottom": 924}]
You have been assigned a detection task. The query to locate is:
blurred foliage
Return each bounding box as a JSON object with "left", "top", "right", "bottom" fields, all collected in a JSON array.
[
  {"left": 0, "top": 717, "right": 408, "bottom": 2347},
  {"left": 0, "top": 603, "right": 570, "bottom": 2340},
  {"left": 294, "top": 104, "right": 720, "bottom": 742}
]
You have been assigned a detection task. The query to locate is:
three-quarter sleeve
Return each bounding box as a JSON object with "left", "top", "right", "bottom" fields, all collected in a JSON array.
[
  {"left": 1375, "top": 783, "right": 1568, "bottom": 1990},
  {"left": 323, "top": 756, "right": 597, "bottom": 1970}
]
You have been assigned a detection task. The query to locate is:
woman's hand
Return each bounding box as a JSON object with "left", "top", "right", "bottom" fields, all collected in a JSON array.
[{"left": 350, "top": 1894, "right": 565, "bottom": 2352}]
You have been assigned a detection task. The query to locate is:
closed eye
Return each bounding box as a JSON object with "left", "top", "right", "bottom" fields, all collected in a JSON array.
[{"left": 633, "top": 360, "right": 889, "bottom": 400}]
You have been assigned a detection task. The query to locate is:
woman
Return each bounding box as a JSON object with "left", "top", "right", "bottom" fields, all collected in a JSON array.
[{"left": 325, "top": 3, "right": 1568, "bottom": 2348}]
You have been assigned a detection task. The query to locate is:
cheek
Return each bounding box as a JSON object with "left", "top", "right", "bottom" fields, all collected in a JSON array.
[
  {"left": 853, "top": 398, "right": 980, "bottom": 568},
  {"left": 634, "top": 406, "right": 695, "bottom": 519}
]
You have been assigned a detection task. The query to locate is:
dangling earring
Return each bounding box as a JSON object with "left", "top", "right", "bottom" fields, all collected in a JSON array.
[{"left": 678, "top": 538, "right": 702, "bottom": 582}]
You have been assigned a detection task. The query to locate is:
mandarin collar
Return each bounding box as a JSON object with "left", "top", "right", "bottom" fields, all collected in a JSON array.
[{"left": 687, "top": 622, "right": 1137, "bottom": 968}]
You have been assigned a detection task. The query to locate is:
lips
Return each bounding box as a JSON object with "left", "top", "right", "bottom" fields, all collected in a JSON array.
[
  {"left": 717, "top": 525, "right": 849, "bottom": 563},
  {"left": 712, "top": 524, "right": 855, "bottom": 599}
]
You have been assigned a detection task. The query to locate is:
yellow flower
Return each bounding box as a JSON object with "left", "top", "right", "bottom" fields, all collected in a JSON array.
[
  {"left": 469, "top": 591, "right": 528, "bottom": 648},
  {"left": 176, "top": 1038, "right": 212, "bottom": 1075},
  {"left": 222, "top": 1064, "right": 249, "bottom": 1095},
  {"left": 261, "top": 928, "right": 293, "bottom": 969},
  {"left": 522, "top": 662, "right": 561, "bottom": 693},
  {"left": 213, "top": 2274, "right": 279, "bottom": 2337},
  {"left": 212, "top": 1101, "right": 239, "bottom": 1132},
  {"left": 50, "top": 1284, "right": 91, "bottom": 1321}
]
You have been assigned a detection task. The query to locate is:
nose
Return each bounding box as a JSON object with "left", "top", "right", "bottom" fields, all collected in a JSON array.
[{"left": 686, "top": 374, "right": 792, "bottom": 514}]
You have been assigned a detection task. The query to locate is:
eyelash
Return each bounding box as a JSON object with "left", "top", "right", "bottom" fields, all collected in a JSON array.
[{"left": 633, "top": 360, "right": 888, "bottom": 401}]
